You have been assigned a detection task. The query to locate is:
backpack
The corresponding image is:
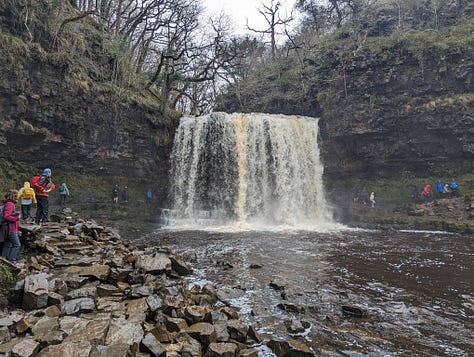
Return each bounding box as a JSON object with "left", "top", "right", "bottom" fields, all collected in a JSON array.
[
  {"left": 59, "top": 185, "right": 66, "bottom": 194},
  {"left": 23, "top": 187, "right": 34, "bottom": 199}
]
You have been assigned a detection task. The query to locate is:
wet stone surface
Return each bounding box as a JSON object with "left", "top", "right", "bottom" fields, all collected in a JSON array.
[{"left": 144, "top": 229, "right": 474, "bottom": 356}]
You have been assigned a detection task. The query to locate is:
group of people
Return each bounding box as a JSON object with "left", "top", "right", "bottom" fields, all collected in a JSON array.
[
  {"left": 1, "top": 168, "right": 70, "bottom": 264},
  {"left": 352, "top": 187, "right": 377, "bottom": 208},
  {"left": 416, "top": 178, "right": 459, "bottom": 202},
  {"left": 112, "top": 184, "right": 153, "bottom": 205}
]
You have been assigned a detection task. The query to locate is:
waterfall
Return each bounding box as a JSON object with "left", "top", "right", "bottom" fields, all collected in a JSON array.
[{"left": 166, "top": 112, "right": 336, "bottom": 229}]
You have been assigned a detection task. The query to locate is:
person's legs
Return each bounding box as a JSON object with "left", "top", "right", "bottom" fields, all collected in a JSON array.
[
  {"left": 6, "top": 232, "right": 20, "bottom": 262},
  {"left": 21, "top": 205, "right": 28, "bottom": 219},
  {"left": 42, "top": 198, "right": 49, "bottom": 222},
  {"left": 35, "top": 197, "right": 44, "bottom": 224},
  {"left": 25, "top": 204, "right": 31, "bottom": 219}
]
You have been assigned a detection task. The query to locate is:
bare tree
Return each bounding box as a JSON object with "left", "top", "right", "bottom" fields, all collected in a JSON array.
[{"left": 247, "top": 0, "right": 294, "bottom": 59}]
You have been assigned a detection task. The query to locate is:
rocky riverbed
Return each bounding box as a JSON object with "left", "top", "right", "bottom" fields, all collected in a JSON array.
[{"left": 0, "top": 210, "right": 312, "bottom": 357}]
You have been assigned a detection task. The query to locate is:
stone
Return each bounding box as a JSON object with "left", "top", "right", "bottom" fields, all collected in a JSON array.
[
  {"left": 131, "top": 285, "right": 154, "bottom": 297},
  {"left": 64, "top": 319, "right": 110, "bottom": 344},
  {"left": 181, "top": 335, "right": 202, "bottom": 357},
  {"left": 62, "top": 297, "right": 96, "bottom": 315},
  {"left": 184, "top": 306, "right": 212, "bottom": 325},
  {"left": 96, "top": 284, "right": 123, "bottom": 297},
  {"left": 47, "top": 292, "right": 64, "bottom": 306},
  {"left": 65, "top": 285, "right": 98, "bottom": 300},
  {"left": 207, "top": 342, "right": 238, "bottom": 357},
  {"left": 238, "top": 348, "right": 258, "bottom": 357},
  {"left": 31, "top": 316, "right": 59, "bottom": 336},
  {"left": 166, "top": 317, "right": 188, "bottom": 332},
  {"left": 0, "top": 326, "right": 11, "bottom": 343},
  {"left": 277, "top": 303, "right": 305, "bottom": 314},
  {"left": 90, "top": 344, "right": 131, "bottom": 357},
  {"left": 136, "top": 254, "right": 172, "bottom": 274},
  {"left": 105, "top": 318, "right": 144, "bottom": 346},
  {"left": 37, "top": 340, "right": 92, "bottom": 356},
  {"left": 63, "top": 265, "right": 110, "bottom": 281},
  {"left": 186, "top": 322, "right": 217, "bottom": 346},
  {"left": 15, "top": 317, "right": 34, "bottom": 334},
  {"left": 146, "top": 294, "right": 163, "bottom": 312},
  {"left": 269, "top": 278, "right": 287, "bottom": 291},
  {"left": 44, "top": 305, "right": 62, "bottom": 318},
  {"left": 267, "top": 339, "right": 315, "bottom": 357},
  {"left": 59, "top": 316, "right": 88, "bottom": 335},
  {"left": 226, "top": 320, "right": 247, "bottom": 343},
  {"left": 11, "top": 338, "right": 40, "bottom": 357},
  {"left": 341, "top": 305, "right": 368, "bottom": 317},
  {"left": 213, "top": 322, "right": 229, "bottom": 342},
  {"left": 170, "top": 255, "right": 193, "bottom": 276},
  {"left": 149, "top": 324, "right": 172, "bottom": 343},
  {"left": 23, "top": 273, "right": 49, "bottom": 311},
  {"left": 126, "top": 297, "right": 149, "bottom": 317},
  {"left": 141, "top": 332, "right": 166, "bottom": 356}
]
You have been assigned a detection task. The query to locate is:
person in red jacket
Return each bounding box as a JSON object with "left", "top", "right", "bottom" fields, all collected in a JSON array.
[
  {"left": 30, "top": 168, "right": 56, "bottom": 224},
  {"left": 1, "top": 189, "right": 21, "bottom": 262}
]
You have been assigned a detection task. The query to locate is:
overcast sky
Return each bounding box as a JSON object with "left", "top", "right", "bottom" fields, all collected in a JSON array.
[{"left": 203, "top": 0, "right": 297, "bottom": 35}]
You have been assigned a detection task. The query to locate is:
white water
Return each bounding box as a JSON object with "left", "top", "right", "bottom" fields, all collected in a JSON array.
[{"left": 166, "top": 112, "right": 339, "bottom": 230}]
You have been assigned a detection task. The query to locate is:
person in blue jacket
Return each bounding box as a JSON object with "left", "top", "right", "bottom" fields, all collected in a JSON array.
[
  {"left": 435, "top": 179, "right": 444, "bottom": 198},
  {"left": 449, "top": 178, "right": 459, "bottom": 197}
]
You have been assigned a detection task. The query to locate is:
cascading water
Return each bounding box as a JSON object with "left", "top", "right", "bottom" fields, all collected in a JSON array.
[{"left": 165, "top": 112, "right": 337, "bottom": 229}]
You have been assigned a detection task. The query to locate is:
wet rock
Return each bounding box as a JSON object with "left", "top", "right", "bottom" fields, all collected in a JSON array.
[
  {"left": 341, "top": 305, "right": 368, "bottom": 317},
  {"left": 170, "top": 255, "right": 193, "bottom": 276},
  {"left": 217, "top": 287, "right": 245, "bottom": 303},
  {"left": 11, "top": 338, "right": 41, "bottom": 357},
  {"left": 284, "top": 319, "right": 310, "bottom": 334},
  {"left": 184, "top": 306, "right": 212, "bottom": 325},
  {"left": 141, "top": 332, "right": 166, "bottom": 356},
  {"left": 238, "top": 348, "right": 259, "bottom": 357},
  {"left": 23, "top": 273, "right": 49, "bottom": 311},
  {"left": 277, "top": 303, "right": 305, "bottom": 314},
  {"left": 267, "top": 338, "right": 315, "bottom": 357},
  {"left": 269, "top": 278, "right": 287, "bottom": 291},
  {"left": 206, "top": 342, "right": 238, "bottom": 357},
  {"left": 246, "top": 325, "right": 261, "bottom": 343}
]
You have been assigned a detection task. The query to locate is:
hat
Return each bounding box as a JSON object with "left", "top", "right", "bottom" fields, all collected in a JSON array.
[{"left": 42, "top": 168, "right": 52, "bottom": 175}]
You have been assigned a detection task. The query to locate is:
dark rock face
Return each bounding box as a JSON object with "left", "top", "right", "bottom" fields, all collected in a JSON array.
[
  {"left": 318, "top": 41, "right": 474, "bottom": 180},
  {"left": 0, "top": 48, "right": 175, "bottom": 178}
]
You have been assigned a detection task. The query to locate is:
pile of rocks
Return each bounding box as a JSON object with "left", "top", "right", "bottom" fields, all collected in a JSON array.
[{"left": 0, "top": 213, "right": 311, "bottom": 357}]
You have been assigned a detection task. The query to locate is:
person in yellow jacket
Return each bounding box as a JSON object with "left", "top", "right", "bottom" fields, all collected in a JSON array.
[{"left": 17, "top": 181, "right": 37, "bottom": 221}]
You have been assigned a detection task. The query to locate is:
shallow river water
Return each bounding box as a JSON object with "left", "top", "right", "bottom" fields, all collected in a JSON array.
[{"left": 144, "top": 228, "right": 474, "bottom": 356}]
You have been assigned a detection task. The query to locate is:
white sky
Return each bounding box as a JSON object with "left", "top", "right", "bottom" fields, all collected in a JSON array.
[{"left": 203, "top": 0, "right": 297, "bottom": 35}]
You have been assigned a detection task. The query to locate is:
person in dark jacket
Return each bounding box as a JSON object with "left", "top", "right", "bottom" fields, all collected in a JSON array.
[{"left": 1, "top": 190, "right": 21, "bottom": 262}]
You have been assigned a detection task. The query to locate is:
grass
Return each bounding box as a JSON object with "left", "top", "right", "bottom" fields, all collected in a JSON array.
[{"left": 0, "top": 263, "right": 16, "bottom": 296}]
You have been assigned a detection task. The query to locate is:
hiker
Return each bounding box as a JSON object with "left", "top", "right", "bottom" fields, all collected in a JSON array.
[
  {"left": 123, "top": 186, "right": 129, "bottom": 203},
  {"left": 443, "top": 183, "right": 451, "bottom": 196},
  {"left": 449, "top": 178, "right": 459, "bottom": 197},
  {"left": 17, "top": 181, "right": 37, "bottom": 220},
  {"left": 58, "top": 182, "right": 70, "bottom": 205},
  {"left": 30, "top": 168, "right": 56, "bottom": 224},
  {"left": 147, "top": 188, "right": 152, "bottom": 204},
  {"left": 411, "top": 185, "right": 419, "bottom": 203},
  {"left": 421, "top": 184, "right": 432, "bottom": 201},
  {"left": 1, "top": 189, "right": 21, "bottom": 263},
  {"left": 435, "top": 179, "right": 444, "bottom": 198},
  {"left": 370, "top": 191, "right": 376, "bottom": 208},
  {"left": 112, "top": 184, "right": 120, "bottom": 204}
]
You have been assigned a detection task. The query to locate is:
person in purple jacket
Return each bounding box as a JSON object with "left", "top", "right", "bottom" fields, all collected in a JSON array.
[{"left": 1, "top": 189, "right": 21, "bottom": 262}]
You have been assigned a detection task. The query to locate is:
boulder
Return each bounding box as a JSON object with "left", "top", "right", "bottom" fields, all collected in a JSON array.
[
  {"left": 267, "top": 339, "right": 315, "bottom": 357},
  {"left": 11, "top": 338, "right": 41, "bottom": 357},
  {"left": 136, "top": 254, "right": 172, "bottom": 274},
  {"left": 105, "top": 318, "right": 144, "bottom": 346},
  {"left": 186, "top": 322, "right": 217, "bottom": 346},
  {"left": 23, "top": 273, "right": 49, "bottom": 311},
  {"left": 141, "top": 332, "right": 166, "bottom": 356},
  {"left": 62, "top": 297, "right": 96, "bottom": 315},
  {"left": 206, "top": 342, "right": 238, "bottom": 357},
  {"left": 37, "top": 340, "right": 93, "bottom": 356}
]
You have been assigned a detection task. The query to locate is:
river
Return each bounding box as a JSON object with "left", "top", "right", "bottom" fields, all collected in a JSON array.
[{"left": 143, "top": 228, "right": 474, "bottom": 356}]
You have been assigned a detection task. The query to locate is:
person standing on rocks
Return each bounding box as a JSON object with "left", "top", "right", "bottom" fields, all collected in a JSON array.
[
  {"left": 17, "top": 181, "right": 36, "bottom": 221},
  {"left": 58, "top": 182, "right": 70, "bottom": 205},
  {"left": 370, "top": 192, "right": 376, "bottom": 208},
  {"left": 112, "top": 184, "right": 120, "bottom": 204},
  {"left": 1, "top": 189, "right": 21, "bottom": 262},
  {"left": 449, "top": 178, "right": 459, "bottom": 197},
  {"left": 436, "top": 179, "right": 444, "bottom": 198},
  {"left": 421, "top": 183, "right": 432, "bottom": 201},
  {"left": 30, "top": 168, "right": 56, "bottom": 224}
]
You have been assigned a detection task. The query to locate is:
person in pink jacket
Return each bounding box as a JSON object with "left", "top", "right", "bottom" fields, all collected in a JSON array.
[{"left": 1, "top": 189, "right": 21, "bottom": 262}]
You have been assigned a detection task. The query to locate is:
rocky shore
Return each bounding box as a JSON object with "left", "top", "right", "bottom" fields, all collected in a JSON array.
[{"left": 0, "top": 210, "right": 313, "bottom": 357}]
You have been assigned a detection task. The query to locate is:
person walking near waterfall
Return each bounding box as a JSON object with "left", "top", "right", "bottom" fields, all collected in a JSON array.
[
  {"left": 1, "top": 189, "right": 21, "bottom": 263},
  {"left": 17, "top": 181, "right": 36, "bottom": 221},
  {"left": 370, "top": 192, "right": 376, "bottom": 208}
]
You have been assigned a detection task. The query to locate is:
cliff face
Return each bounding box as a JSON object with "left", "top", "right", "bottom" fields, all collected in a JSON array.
[
  {"left": 0, "top": 35, "right": 175, "bottom": 180},
  {"left": 317, "top": 28, "right": 474, "bottom": 181}
]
